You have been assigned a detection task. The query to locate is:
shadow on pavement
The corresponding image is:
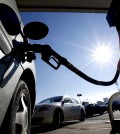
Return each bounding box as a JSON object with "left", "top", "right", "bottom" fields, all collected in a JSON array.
[
  {"left": 86, "top": 111, "right": 108, "bottom": 119},
  {"left": 31, "top": 121, "right": 79, "bottom": 134}
]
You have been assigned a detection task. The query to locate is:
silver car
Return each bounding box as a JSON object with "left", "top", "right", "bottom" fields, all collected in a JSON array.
[
  {"left": 0, "top": 0, "right": 36, "bottom": 133},
  {"left": 32, "top": 96, "right": 86, "bottom": 127}
]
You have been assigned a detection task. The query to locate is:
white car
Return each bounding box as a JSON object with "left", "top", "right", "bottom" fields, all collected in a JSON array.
[{"left": 32, "top": 96, "right": 86, "bottom": 127}]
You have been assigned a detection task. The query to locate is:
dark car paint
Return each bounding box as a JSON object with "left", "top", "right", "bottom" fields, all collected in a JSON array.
[{"left": 84, "top": 104, "right": 107, "bottom": 117}]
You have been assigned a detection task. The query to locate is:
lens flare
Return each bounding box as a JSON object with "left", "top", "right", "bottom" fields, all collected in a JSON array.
[{"left": 92, "top": 44, "right": 113, "bottom": 65}]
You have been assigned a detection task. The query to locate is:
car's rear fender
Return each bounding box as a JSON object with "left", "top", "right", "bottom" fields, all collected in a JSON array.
[
  {"left": 0, "top": 60, "right": 24, "bottom": 126},
  {"left": 20, "top": 68, "right": 36, "bottom": 115}
]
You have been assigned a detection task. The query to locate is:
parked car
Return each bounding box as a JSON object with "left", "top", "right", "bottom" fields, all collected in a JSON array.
[
  {"left": 112, "top": 101, "right": 120, "bottom": 111},
  {"left": 32, "top": 96, "right": 86, "bottom": 127},
  {"left": 84, "top": 103, "right": 106, "bottom": 117},
  {"left": 104, "top": 100, "right": 120, "bottom": 111}
]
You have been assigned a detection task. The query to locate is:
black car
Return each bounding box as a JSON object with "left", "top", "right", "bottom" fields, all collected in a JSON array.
[
  {"left": 112, "top": 101, "right": 120, "bottom": 111},
  {"left": 104, "top": 101, "right": 120, "bottom": 111},
  {"left": 84, "top": 103, "right": 106, "bottom": 117}
]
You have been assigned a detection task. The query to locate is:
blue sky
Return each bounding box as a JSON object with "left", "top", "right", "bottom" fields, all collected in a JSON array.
[{"left": 20, "top": 12, "right": 120, "bottom": 104}]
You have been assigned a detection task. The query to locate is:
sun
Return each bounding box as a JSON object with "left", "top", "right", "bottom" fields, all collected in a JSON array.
[{"left": 92, "top": 44, "right": 113, "bottom": 65}]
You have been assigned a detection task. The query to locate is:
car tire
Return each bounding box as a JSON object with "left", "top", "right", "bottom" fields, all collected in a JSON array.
[
  {"left": 1, "top": 80, "right": 31, "bottom": 134},
  {"left": 99, "top": 110, "right": 103, "bottom": 115},
  {"left": 53, "top": 110, "right": 62, "bottom": 128},
  {"left": 79, "top": 109, "right": 86, "bottom": 122}
]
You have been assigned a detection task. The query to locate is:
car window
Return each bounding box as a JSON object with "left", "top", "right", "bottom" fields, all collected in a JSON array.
[
  {"left": 51, "top": 96, "right": 63, "bottom": 102},
  {"left": 39, "top": 96, "right": 63, "bottom": 104},
  {"left": 71, "top": 98, "right": 79, "bottom": 104},
  {"left": 64, "top": 97, "right": 72, "bottom": 103}
]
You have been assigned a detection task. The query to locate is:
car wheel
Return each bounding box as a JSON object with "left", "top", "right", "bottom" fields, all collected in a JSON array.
[
  {"left": 1, "top": 80, "right": 31, "bottom": 134},
  {"left": 79, "top": 109, "right": 86, "bottom": 122},
  {"left": 53, "top": 110, "right": 62, "bottom": 127},
  {"left": 99, "top": 110, "right": 103, "bottom": 115}
]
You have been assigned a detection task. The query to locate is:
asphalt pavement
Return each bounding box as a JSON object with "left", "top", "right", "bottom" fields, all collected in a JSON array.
[{"left": 31, "top": 111, "right": 120, "bottom": 134}]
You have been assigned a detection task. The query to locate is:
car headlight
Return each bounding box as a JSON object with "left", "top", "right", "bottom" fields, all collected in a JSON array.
[{"left": 38, "top": 105, "right": 51, "bottom": 111}]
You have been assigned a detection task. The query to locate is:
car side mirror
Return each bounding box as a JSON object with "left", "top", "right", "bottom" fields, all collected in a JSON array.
[{"left": 61, "top": 101, "right": 64, "bottom": 106}]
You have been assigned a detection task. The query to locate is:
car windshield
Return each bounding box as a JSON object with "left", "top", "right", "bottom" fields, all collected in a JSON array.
[{"left": 39, "top": 96, "right": 63, "bottom": 104}]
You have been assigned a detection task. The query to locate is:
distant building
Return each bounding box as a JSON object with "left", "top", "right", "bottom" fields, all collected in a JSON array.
[
  {"left": 97, "top": 97, "right": 109, "bottom": 105},
  {"left": 82, "top": 101, "right": 89, "bottom": 105},
  {"left": 97, "top": 101, "right": 104, "bottom": 105},
  {"left": 103, "top": 97, "right": 109, "bottom": 103}
]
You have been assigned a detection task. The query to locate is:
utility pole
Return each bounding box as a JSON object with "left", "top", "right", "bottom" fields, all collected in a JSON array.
[{"left": 77, "top": 94, "right": 82, "bottom": 104}]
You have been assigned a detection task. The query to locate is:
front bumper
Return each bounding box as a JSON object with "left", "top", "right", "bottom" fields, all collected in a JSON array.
[{"left": 32, "top": 110, "right": 54, "bottom": 125}]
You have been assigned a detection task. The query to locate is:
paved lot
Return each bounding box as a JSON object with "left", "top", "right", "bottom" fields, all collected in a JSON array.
[{"left": 31, "top": 111, "right": 120, "bottom": 134}]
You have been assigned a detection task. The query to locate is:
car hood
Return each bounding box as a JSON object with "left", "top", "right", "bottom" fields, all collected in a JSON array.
[{"left": 35, "top": 102, "right": 61, "bottom": 109}]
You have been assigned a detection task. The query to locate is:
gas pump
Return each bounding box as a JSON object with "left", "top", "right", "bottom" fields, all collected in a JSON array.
[{"left": 106, "top": 0, "right": 120, "bottom": 133}]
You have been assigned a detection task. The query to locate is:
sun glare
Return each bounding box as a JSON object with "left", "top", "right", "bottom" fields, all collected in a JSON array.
[{"left": 92, "top": 44, "right": 113, "bottom": 65}]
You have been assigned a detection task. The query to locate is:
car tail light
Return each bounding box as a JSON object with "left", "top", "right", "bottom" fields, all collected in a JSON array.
[{"left": 38, "top": 105, "right": 50, "bottom": 111}]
